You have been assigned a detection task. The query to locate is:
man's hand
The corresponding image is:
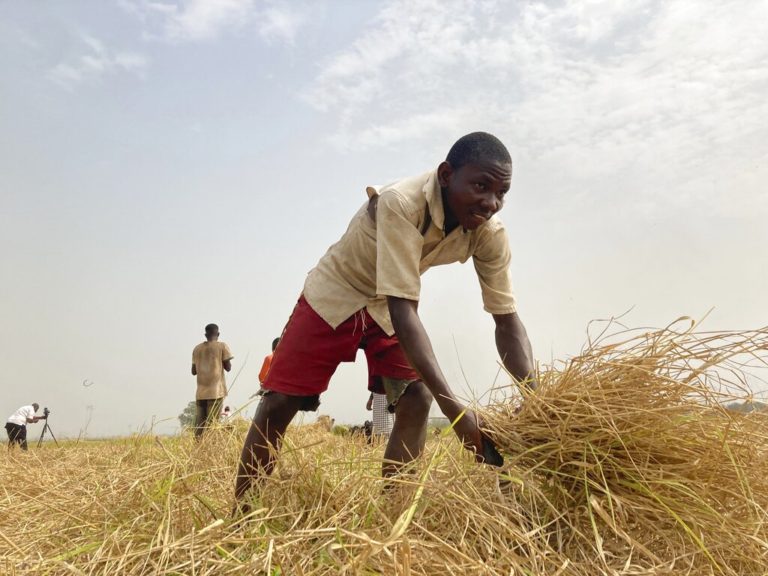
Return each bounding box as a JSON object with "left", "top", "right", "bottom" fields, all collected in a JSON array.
[
  {"left": 387, "top": 296, "right": 499, "bottom": 464},
  {"left": 451, "top": 408, "right": 484, "bottom": 461}
]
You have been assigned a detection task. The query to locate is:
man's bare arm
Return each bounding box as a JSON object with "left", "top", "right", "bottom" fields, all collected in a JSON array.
[
  {"left": 388, "top": 296, "right": 483, "bottom": 452},
  {"left": 492, "top": 312, "right": 536, "bottom": 390},
  {"left": 191, "top": 364, "right": 197, "bottom": 376},
  {"left": 223, "top": 359, "right": 232, "bottom": 372}
]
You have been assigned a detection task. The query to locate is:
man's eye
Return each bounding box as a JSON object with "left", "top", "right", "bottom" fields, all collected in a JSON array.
[{"left": 476, "top": 182, "right": 487, "bottom": 190}]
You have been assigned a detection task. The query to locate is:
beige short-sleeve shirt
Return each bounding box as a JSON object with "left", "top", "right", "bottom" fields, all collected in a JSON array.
[
  {"left": 192, "top": 341, "right": 233, "bottom": 400},
  {"left": 302, "top": 169, "right": 517, "bottom": 335}
]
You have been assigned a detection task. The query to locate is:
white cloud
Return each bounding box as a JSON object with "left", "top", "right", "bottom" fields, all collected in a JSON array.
[
  {"left": 257, "top": 3, "right": 307, "bottom": 45},
  {"left": 304, "top": 0, "right": 768, "bottom": 217},
  {"left": 119, "top": 0, "right": 307, "bottom": 44},
  {"left": 47, "top": 34, "right": 148, "bottom": 90},
  {"left": 163, "top": 0, "right": 256, "bottom": 42}
]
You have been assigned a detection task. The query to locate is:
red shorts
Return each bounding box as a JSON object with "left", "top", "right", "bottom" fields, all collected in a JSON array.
[{"left": 264, "top": 296, "right": 420, "bottom": 396}]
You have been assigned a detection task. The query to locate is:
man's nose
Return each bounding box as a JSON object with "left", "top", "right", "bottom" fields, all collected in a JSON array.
[{"left": 480, "top": 193, "right": 500, "bottom": 213}]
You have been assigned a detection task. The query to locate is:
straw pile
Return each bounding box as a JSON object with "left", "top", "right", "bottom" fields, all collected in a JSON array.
[
  {"left": 1, "top": 320, "right": 767, "bottom": 575},
  {"left": 482, "top": 319, "right": 768, "bottom": 574}
]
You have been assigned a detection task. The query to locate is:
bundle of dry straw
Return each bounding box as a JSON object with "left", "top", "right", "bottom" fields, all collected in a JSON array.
[{"left": 482, "top": 318, "right": 768, "bottom": 574}]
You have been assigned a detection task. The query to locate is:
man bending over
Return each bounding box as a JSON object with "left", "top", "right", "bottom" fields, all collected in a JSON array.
[{"left": 235, "top": 132, "right": 535, "bottom": 507}]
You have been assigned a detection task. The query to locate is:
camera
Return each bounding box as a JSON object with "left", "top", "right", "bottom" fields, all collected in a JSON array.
[{"left": 43, "top": 407, "right": 50, "bottom": 418}]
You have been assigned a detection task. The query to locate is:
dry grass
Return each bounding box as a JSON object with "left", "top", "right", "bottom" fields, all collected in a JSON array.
[{"left": 2, "top": 319, "right": 768, "bottom": 575}]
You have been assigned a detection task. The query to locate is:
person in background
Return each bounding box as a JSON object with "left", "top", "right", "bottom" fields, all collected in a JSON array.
[
  {"left": 221, "top": 406, "right": 232, "bottom": 422},
  {"left": 258, "top": 337, "right": 281, "bottom": 388},
  {"left": 5, "top": 403, "right": 43, "bottom": 451},
  {"left": 191, "top": 323, "right": 233, "bottom": 439},
  {"left": 366, "top": 391, "right": 394, "bottom": 440}
]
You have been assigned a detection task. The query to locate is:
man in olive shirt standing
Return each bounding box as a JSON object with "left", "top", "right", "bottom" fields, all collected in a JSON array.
[{"left": 191, "top": 323, "right": 233, "bottom": 438}]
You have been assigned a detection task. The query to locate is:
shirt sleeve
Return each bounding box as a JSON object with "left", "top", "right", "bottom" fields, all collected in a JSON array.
[
  {"left": 222, "top": 343, "right": 234, "bottom": 361},
  {"left": 375, "top": 190, "right": 423, "bottom": 301},
  {"left": 472, "top": 221, "right": 517, "bottom": 315}
]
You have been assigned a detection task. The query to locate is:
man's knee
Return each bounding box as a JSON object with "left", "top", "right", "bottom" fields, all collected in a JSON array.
[{"left": 399, "top": 381, "right": 433, "bottom": 415}]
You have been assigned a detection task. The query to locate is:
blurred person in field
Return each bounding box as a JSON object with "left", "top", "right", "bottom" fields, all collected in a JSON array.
[
  {"left": 191, "top": 323, "right": 233, "bottom": 439},
  {"left": 362, "top": 341, "right": 394, "bottom": 439},
  {"left": 366, "top": 390, "right": 394, "bottom": 440},
  {"left": 221, "top": 406, "right": 232, "bottom": 422},
  {"left": 5, "top": 403, "right": 43, "bottom": 451},
  {"left": 235, "top": 132, "right": 535, "bottom": 509},
  {"left": 253, "top": 337, "right": 280, "bottom": 398},
  {"left": 259, "top": 338, "right": 281, "bottom": 385}
]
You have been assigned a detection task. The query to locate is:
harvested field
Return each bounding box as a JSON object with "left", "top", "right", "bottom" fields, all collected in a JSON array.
[{"left": 2, "top": 320, "right": 768, "bottom": 575}]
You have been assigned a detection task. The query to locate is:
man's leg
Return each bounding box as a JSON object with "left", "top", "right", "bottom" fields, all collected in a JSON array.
[
  {"left": 5, "top": 423, "right": 14, "bottom": 450},
  {"left": 232, "top": 296, "right": 359, "bottom": 512},
  {"left": 382, "top": 381, "right": 433, "bottom": 477},
  {"left": 205, "top": 398, "right": 224, "bottom": 429},
  {"left": 194, "top": 400, "right": 208, "bottom": 439},
  {"left": 234, "top": 392, "right": 308, "bottom": 505},
  {"left": 19, "top": 425, "right": 28, "bottom": 451},
  {"left": 362, "top": 321, "right": 431, "bottom": 477}
]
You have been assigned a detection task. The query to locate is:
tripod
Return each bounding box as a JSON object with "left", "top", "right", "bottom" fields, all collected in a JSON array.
[{"left": 37, "top": 417, "right": 59, "bottom": 448}]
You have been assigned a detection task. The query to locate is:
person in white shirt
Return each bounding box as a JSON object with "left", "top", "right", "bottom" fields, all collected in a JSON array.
[{"left": 5, "top": 403, "right": 43, "bottom": 451}]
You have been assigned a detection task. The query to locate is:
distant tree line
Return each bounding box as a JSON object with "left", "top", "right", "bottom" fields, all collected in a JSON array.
[{"left": 726, "top": 401, "right": 767, "bottom": 413}]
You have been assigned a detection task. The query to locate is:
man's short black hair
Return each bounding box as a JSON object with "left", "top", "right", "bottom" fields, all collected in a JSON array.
[
  {"left": 271, "top": 337, "right": 281, "bottom": 351},
  {"left": 205, "top": 323, "right": 219, "bottom": 334},
  {"left": 446, "top": 132, "right": 511, "bottom": 170}
]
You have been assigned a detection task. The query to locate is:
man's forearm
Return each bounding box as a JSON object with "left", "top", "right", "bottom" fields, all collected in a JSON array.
[
  {"left": 388, "top": 297, "right": 464, "bottom": 420},
  {"left": 494, "top": 313, "right": 536, "bottom": 389}
]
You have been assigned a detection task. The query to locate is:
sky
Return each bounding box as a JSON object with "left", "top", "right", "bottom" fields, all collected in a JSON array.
[{"left": 1, "top": 0, "right": 766, "bottom": 438}]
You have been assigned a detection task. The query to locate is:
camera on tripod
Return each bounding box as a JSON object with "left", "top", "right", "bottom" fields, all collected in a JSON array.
[{"left": 37, "top": 407, "right": 58, "bottom": 448}]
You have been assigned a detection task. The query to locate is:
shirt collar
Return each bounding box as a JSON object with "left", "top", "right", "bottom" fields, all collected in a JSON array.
[{"left": 423, "top": 169, "right": 446, "bottom": 232}]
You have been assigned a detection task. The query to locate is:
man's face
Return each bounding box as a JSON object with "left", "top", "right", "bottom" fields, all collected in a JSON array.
[{"left": 439, "top": 160, "right": 512, "bottom": 231}]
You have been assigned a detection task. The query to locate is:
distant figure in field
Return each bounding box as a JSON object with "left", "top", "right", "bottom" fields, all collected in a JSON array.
[
  {"left": 235, "top": 132, "right": 535, "bottom": 509},
  {"left": 259, "top": 338, "right": 281, "bottom": 386},
  {"left": 5, "top": 403, "right": 43, "bottom": 451},
  {"left": 315, "top": 414, "right": 335, "bottom": 431},
  {"left": 191, "top": 323, "right": 233, "bottom": 439},
  {"left": 255, "top": 337, "right": 281, "bottom": 397},
  {"left": 221, "top": 406, "right": 232, "bottom": 422},
  {"left": 366, "top": 391, "right": 394, "bottom": 439},
  {"left": 362, "top": 341, "right": 394, "bottom": 439}
]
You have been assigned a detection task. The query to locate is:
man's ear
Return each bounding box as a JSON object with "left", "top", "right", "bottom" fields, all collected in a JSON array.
[{"left": 437, "top": 161, "right": 453, "bottom": 188}]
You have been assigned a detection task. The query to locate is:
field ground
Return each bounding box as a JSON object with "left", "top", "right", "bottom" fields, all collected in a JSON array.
[{"left": 1, "top": 424, "right": 513, "bottom": 575}]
